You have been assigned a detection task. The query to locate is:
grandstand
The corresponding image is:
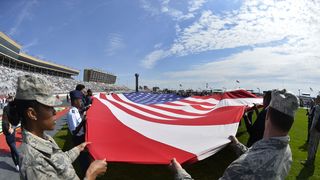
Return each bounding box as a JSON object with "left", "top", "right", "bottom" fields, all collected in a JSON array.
[
  {"left": 84, "top": 68, "right": 117, "bottom": 84},
  {"left": 0, "top": 32, "right": 129, "bottom": 96},
  {"left": 0, "top": 65, "right": 129, "bottom": 96},
  {"left": 0, "top": 31, "right": 79, "bottom": 78}
]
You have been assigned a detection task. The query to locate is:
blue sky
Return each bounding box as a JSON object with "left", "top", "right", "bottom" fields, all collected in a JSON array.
[{"left": 1, "top": 0, "right": 319, "bottom": 95}]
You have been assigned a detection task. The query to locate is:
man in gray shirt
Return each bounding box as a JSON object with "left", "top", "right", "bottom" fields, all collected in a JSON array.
[{"left": 170, "top": 89, "right": 299, "bottom": 180}]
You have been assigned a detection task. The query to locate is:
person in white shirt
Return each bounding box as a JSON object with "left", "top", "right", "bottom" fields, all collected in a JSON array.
[
  {"left": 67, "top": 90, "right": 89, "bottom": 177},
  {"left": 67, "top": 92, "right": 85, "bottom": 142}
]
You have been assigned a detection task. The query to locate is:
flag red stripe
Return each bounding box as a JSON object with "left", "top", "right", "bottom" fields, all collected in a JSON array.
[{"left": 86, "top": 98, "right": 196, "bottom": 164}]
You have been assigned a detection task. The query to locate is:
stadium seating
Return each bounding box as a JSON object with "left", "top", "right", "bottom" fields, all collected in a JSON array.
[{"left": 0, "top": 65, "right": 129, "bottom": 96}]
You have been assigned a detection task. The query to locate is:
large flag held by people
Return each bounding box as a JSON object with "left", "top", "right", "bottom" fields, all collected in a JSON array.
[{"left": 86, "top": 90, "right": 262, "bottom": 164}]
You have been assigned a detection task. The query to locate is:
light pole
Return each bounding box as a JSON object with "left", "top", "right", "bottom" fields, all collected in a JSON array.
[
  {"left": 236, "top": 80, "right": 240, "bottom": 89},
  {"left": 135, "top": 73, "right": 139, "bottom": 92},
  {"left": 257, "top": 87, "right": 260, "bottom": 94},
  {"left": 223, "top": 87, "right": 226, "bottom": 92}
]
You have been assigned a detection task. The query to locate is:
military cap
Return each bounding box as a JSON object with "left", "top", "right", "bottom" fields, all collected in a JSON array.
[
  {"left": 70, "top": 90, "right": 83, "bottom": 101},
  {"left": 269, "top": 89, "right": 299, "bottom": 117},
  {"left": 15, "top": 75, "right": 62, "bottom": 107}
]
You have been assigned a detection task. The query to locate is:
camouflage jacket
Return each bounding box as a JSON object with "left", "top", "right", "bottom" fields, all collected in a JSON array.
[
  {"left": 175, "top": 136, "right": 292, "bottom": 180},
  {"left": 311, "top": 105, "right": 320, "bottom": 133},
  {"left": 19, "top": 130, "right": 80, "bottom": 180}
]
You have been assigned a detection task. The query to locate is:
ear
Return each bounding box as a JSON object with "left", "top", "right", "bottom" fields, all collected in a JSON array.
[{"left": 26, "top": 107, "right": 37, "bottom": 121}]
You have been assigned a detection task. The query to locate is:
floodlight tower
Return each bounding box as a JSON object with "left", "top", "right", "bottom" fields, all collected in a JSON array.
[{"left": 135, "top": 73, "right": 139, "bottom": 92}]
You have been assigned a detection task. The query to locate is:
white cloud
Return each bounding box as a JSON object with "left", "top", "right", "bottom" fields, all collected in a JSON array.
[
  {"left": 170, "top": 0, "right": 319, "bottom": 56},
  {"left": 139, "top": 0, "right": 160, "bottom": 16},
  {"left": 154, "top": 43, "right": 163, "bottom": 49},
  {"left": 105, "top": 33, "right": 125, "bottom": 56},
  {"left": 142, "top": 0, "right": 320, "bottom": 70},
  {"left": 141, "top": 50, "right": 169, "bottom": 69},
  {"left": 140, "top": 0, "right": 202, "bottom": 21},
  {"left": 9, "top": 0, "right": 38, "bottom": 36},
  {"left": 160, "top": 0, "right": 196, "bottom": 21},
  {"left": 160, "top": 45, "right": 320, "bottom": 94},
  {"left": 21, "top": 38, "right": 39, "bottom": 52},
  {"left": 139, "top": 0, "right": 320, "bottom": 94},
  {"left": 188, "top": 0, "right": 207, "bottom": 12}
]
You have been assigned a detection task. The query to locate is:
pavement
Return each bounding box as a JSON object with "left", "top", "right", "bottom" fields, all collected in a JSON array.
[{"left": 0, "top": 106, "right": 70, "bottom": 180}]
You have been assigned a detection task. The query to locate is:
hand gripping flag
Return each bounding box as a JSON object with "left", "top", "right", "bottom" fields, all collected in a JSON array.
[{"left": 86, "top": 90, "right": 262, "bottom": 164}]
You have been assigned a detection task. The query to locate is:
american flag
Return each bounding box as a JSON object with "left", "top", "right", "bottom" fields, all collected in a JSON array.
[{"left": 86, "top": 90, "right": 262, "bottom": 164}]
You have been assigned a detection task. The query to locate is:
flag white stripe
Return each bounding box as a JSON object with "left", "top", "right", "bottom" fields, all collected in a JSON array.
[
  {"left": 184, "top": 97, "right": 219, "bottom": 104},
  {"left": 154, "top": 104, "right": 212, "bottom": 114}
]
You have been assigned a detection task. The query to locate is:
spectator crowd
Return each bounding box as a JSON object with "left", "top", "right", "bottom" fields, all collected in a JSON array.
[{"left": 0, "top": 65, "right": 129, "bottom": 97}]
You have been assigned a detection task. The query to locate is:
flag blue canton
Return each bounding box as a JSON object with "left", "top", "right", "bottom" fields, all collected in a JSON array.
[{"left": 123, "top": 92, "right": 182, "bottom": 105}]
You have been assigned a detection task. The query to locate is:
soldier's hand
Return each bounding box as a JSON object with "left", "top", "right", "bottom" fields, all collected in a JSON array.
[
  {"left": 8, "top": 127, "right": 14, "bottom": 134},
  {"left": 228, "top": 135, "right": 239, "bottom": 145},
  {"left": 77, "top": 142, "right": 92, "bottom": 151},
  {"left": 86, "top": 159, "right": 107, "bottom": 179},
  {"left": 169, "top": 158, "right": 183, "bottom": 173}
]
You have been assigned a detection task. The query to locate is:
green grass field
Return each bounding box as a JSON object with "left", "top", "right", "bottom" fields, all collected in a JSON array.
[{"left": 54, "top": 108, "right": 320, "bottom": 180}]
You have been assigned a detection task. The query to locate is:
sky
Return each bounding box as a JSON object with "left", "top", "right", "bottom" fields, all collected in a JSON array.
[{"left": 0, "top": 0, "right": 319, "bottom": 96}]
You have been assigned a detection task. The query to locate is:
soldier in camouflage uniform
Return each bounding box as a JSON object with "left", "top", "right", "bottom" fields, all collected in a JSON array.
[
  {"left": 303, "top": 95, "right": 320, "bottom": 165},
  {"left": 6, "top": 75, "right": 107, "bottom": 180},
  {"left": 170, "top": 89, "right": 299, "bottom": 180}
]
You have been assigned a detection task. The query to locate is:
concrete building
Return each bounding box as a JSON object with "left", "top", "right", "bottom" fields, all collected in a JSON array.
[{"left": 83, "top": 68, "right": 116, "bottom": 84}]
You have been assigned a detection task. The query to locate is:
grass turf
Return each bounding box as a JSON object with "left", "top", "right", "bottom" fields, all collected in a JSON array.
[{"left": 54, "top": 108, "right": 319, "bottom": 180}]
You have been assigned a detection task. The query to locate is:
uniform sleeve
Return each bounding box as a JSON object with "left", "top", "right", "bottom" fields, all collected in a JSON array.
[
  {"left": 231, "top": 142, "right": 248, "bottom": 157},
  {"left": 311, "top": 107, "right": 320, "bottom": 130},
  {"left": 219, "top": 161, "right": 249, "bottom": 180},
  {"left": 174, "top": 168, "right": 194, "bottom": 180},
  {"left": 21, "top": 165, "right": 59, "bottom": 180},
  {"left": 1, "top": 112, "right": 10, "bottom": 135},
  {"left": 65, "top": 146, "right": 81, "bottom": 163},
  {"left": 67, "top": 110, "right": 79, "bottom": 134}
]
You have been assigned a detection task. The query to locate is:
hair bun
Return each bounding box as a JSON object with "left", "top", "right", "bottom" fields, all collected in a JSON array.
[{"left": 7, "top": 100, "right": 21, "bottom": 126}]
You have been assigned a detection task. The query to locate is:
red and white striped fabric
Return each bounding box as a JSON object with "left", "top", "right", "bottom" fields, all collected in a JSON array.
[{"left": 86, "top": 90, "right": 262, "bottom": 164}]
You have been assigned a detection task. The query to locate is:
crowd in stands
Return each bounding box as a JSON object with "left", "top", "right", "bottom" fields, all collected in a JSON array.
[{"left": 0, "top": 65, "right": 129, "bottom": 97}]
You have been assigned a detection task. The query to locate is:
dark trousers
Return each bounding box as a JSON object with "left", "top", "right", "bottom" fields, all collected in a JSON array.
[
  {"left": 307, "top": 118, "right": 312, "bottom": 142},
  {"left": 72, "top": 135, "right": 90, "bottom": 177},
  {"left": 5, "top": 133, "right": 19, "bottom": 166}
]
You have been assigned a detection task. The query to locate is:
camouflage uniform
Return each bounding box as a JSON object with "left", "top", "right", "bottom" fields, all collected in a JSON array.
[
  {"left": 175, "top": 136, "right": 292, "bottom": 180},
  {"left": 19, "top": 130, "right": 80, "bottom": 180},
  {"left": 307, "top": 105, "right": 320, "bottom": 163}
]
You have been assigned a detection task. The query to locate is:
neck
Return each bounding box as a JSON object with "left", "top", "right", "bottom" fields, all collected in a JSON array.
[
  {"left": 263, "top": 126, "right": 287, "bottom": 139},
  {"left": 25, "top": 124, "right": 45, "bottom": 139}
]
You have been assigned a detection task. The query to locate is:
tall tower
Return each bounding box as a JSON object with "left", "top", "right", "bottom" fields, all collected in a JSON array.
[{"left": 135, "top": 73, "right": 139, "bottom": 92}]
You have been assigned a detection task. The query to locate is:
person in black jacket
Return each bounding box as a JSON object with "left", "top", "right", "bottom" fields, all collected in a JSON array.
[
  {"left": 1, "top": 97, "right": 20, "bottom": 171},
  {"left": 244, "top": 91, "right": 272, "bottom": 147}
]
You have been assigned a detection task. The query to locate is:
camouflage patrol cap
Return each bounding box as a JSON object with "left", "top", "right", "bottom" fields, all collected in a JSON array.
[
  {"left": 269, "top": 89, "right": 299, "bottom": 117},
  {"left": 15, "top": 75, "right": 62, "bottom": 107}
]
